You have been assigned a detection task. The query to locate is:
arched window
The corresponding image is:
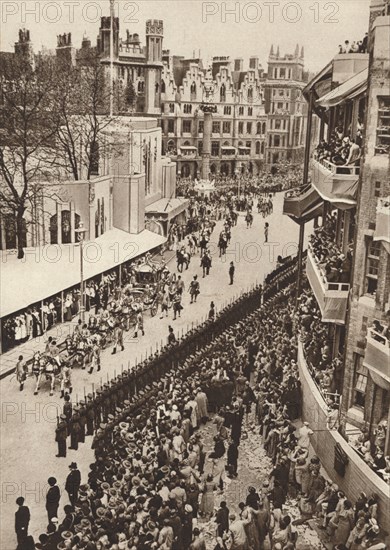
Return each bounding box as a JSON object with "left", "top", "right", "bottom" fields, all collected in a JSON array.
[
  {"left": 255, "top": 141, "right": 260, "bottom": 155},
  {"left": 261, "top": 141, "right": 265, "bottom": 154},
  {"left": 247, "top": 87, "right": 253, "bottom": 101},
  {"left": 256, "top": 122, "right": 261, "bottom": 135},
  {"left": 190, "top": 82, "right": 196, "bottom": 100},
  {"left": 220, "top": 83, "right": 226, "bottom": 102},
  {"left": 262, "top": 122, "right": 266, "bottom": 134},
  {"left": 238, "top": 106, "right": 244, "bottom": 116},
  {"left": 248, "top": 107, "right": 253, "bottom": 116},
  {"left": 155, "top": 82, "right": 159, "bottom": 94},
  {"left": 161, "top": 80, "right": 166, "bottom": 94}
]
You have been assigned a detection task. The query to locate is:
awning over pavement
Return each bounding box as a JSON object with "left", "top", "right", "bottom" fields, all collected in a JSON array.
[
  {"left": 0, "top": 229, "right": 166, "bottom": 318},
  {"left": 145, "top": 197, "right": 189, "bottom": 220},
  {"left": 316, "top": 68, "right": 368, "bottom": 108}
]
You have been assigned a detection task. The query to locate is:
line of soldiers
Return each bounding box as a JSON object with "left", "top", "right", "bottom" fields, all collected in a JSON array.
[{"left": 55, "top": 283, "right": 263, "bottom": 458}]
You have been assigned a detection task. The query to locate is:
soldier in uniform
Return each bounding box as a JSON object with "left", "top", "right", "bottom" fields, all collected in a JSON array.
[
  {"left": 86, "top": 394, "right": 95, "bottom": 436},
  {"left": 111, "top": 320, "right": 124, "bottom": 355},
  {"left": 78, "top": 400, "right": 87, "bottom": 443},
  {"left": 55, "top": 414, "right": 68, "bottom": 457},
  {"left": 63, "top": 393, "right": 72, "bottom": 431},
  {"left": 69, "top": 407, "right": 81, "bottom": 450}
]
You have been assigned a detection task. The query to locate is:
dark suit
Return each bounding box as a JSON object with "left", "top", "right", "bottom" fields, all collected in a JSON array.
[
  {"left": 15, "top": 505, "right": 30, "bottom": 543},
  {"left": 46, "top": 485, "right": 60, "bottom": 521},
  {"left": 65, "top": 469, "right": 81, "bottom": 506}
]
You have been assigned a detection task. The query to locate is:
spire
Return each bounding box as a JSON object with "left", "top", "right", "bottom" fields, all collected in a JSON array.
[
  {"left": 276, "top": 45, "right": 280, "bottom": 58},
  {"left": 300, "top": 46, "right": 304, "bottom": 59},
  {"left": 295, "top": 43, "right": 299, "bottom": 57},
  {"left": 270, "top": 44, "right": 274, "bottom": 57}
]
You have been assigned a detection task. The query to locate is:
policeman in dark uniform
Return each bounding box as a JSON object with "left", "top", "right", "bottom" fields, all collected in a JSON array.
[
  {"left": 55, "top": 414, "right": 68, "bottom": 457},
  {"left": 69, "top": 406, "right": 81, "bottom": 450}
]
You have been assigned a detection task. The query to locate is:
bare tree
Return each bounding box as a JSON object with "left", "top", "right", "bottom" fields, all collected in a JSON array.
[
  {"left": 53, "top": 51, "right": 115, "bottom": 181},
  {"left": 0, "top": 55, "right": 59, "bottom": 258}
]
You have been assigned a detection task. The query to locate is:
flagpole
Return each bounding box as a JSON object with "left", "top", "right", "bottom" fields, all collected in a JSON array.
[{"left": 109, "top": 0, "right": 115, "bottom": 117}]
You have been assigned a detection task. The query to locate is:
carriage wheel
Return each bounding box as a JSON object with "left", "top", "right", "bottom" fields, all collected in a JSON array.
[{"left": 151, "top": 304, "right": 158, "bottom": 317}]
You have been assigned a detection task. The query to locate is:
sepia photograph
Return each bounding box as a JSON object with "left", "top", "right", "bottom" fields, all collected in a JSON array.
[{"left": 0, "top": 0, "right": 389, "bottom": 549}]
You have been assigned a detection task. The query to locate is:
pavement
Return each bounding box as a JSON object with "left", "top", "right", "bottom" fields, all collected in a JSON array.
[{"left": 0, "top": 193, "right": 312, "bottom": 550}]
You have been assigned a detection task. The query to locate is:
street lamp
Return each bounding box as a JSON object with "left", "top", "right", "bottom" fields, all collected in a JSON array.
[{"left": 75, "top": 221, "right": 87, "bottom": 322}]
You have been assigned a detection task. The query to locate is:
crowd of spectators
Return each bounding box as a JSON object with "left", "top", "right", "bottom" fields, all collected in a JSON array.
[
  {"left": 176, "top": 166, "right": 304, "bottom": 198},
  {"left": 17, "top": 259, "right": 388, "bottom": 550},
  {"left": 314, "top": 128, "right": 362, "bottom": 169},
  {"left": 308, "top": 214, "right": 352, "bottom": 285},
  {"left": 337, "top": 35, "right": 368, "bottom": 54},
  {"left": 297, "top": 287, "right": 343, "bottom": 402}
]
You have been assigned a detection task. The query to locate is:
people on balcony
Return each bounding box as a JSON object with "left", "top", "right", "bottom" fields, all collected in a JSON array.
[
  {"left": 314, "top": 134, "right": 361, "bottom": 168},
  {"left": 309, "top": 216, "right": 352, "bottom": 284},
  {"left": 337, "top": 34, "right": 368, "bottom": 54}
]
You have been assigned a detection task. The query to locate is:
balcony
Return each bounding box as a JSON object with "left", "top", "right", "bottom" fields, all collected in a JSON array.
[
  {"left": 374, "top": 196, "right": 390, "bottom": 249},
  {"left": 221, "top": 146, "right": 237, "bottom": 159},
  {"left": 311, "top": 157, "right": 359, "bottom": 209},
  {"left": 237, "top": 147, "right": 251, "bottom": 159},
  {"left": 283, "top": 184, "right": 323, "bottom": 223},
  {"left": 363, "top": 325, "right": 390, "bottom": 391},
  {"left": 178, "top": 146, "right": 198, "bottom": 159},
  {"left": 306, "top": 248, "right": 350, "bottom": 324}
]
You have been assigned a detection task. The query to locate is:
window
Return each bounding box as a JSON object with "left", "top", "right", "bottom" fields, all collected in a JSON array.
[
  {"left": 256, "top": 122, "right": 261, "bottom": 135},
  {"left": 255, "top": 141, "right": 260, "bottom": 155},
  {"left": 353, "top": 355, "right": 368, "bottom": 408},
  {"left": 168, "top": 119, "right": 174, "bottom": 133},
  {"left": 183, "top": 104, "right": 192, "bottom": 114},
  {"left": 248, "top": 107, "right": 253, "bottom": 116},
  {"left": 161, "top": 80, "right": 166, "bottom": 94},
  {"left": 277, "top": 102, "right": 283, "bottom": 110},
  {"left": 247, "top": 122, "right": 252, "bottom": 134},
  {"left": 220, "top": 84, "right": 226, "bottom": 102},
  {"left": 246, "top": 141, "right": 251, "bottom": 149},
  {"left": 198, "top": 121, "right": 204, "bottom": 134},
  {"left": 183, "top": 120, "right": 192, "bottom": 133},
  {"left": 274, "top": 135, "right": 280, "bottom": 147},
  {"left": 222, "top": 121, "right": 231, "bottom": 134},
  {"left": 275, "top": 119, "right": 281, "bottom": 130},
  {"left": 365, "top": 240, "right": 381, "bottom": 294},
  {"left": 190, "top": 82, "right": 196, "bottom": 100},
  {"left": 212, "top": 121, "right": 221, "bottom": 134},
  {"left": 280, "top": 68, "right": 286, "bottom": 78},
  {"left": 247, "top": 87, "right": 253, "bottom": 102},
  {"left": 261, "top": 141, "right": 265, "bottom": 154},
  {"left": 169, "top": 103, "right": 175, "bottom": 113},
  {"left": 211, "top": 141, "right": 220, "bottom": 157},
  {"left": 375, "top": 97, "right": 390, "bottom": 155},
  {"left": 224, "top": 106, "right": 231, "bottom": 115},
  {"left": 238, "top": 121, "right": 244, "bottom": 134},
  {"left": 262, "top": 122, "right": 266, "bottom": 134},
  {"left": 198, "top": 141, "right": 203, "bottom": 155},
  {"left": 374, "top": 181, "right": 381, "bottom": 198},
  {"left": 238, "top": 106, "right": 244, "bottom": 116}
]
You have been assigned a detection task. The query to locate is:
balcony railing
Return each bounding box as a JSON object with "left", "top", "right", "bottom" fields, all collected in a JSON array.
[
  {"left": 363, "top": 325, "right": 390, "bottom": 391},
  {"left": 306, "top": 248, "right": 350, "bottom": 324},
  {"left": 283, "top": 184, "right": 323, "bottom": 221},
  {"left": 311, "top": 157, "right": 359, "bottom": 207}
]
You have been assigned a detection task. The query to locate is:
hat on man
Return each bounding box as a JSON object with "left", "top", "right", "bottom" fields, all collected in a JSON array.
[{"left": 69, "top": 462, "right": 78, "bottom": 469}]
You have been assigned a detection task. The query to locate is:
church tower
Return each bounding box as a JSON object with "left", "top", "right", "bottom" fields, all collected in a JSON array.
[
  {"left": 144, "top": 19, "right": 164, "bottom": 114},
  {"left": 14, "top": 29, "right": 34, "bottom": 66},
  {"left": 56, "top": 32, "right": 76, "bottom": 66}
]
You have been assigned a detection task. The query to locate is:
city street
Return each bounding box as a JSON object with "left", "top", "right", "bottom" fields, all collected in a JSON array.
[{"left": 0, "top": 194, "right": 311, "bottom": 548}]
